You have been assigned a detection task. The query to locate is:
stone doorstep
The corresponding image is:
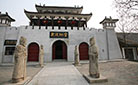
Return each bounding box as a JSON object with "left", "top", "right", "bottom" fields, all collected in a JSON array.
[
  {"left": 83, "top": 74, "right": 108, "bottom": 84},
  {"left": 4, "top": 77, "right": 31, "bottom": 85}
]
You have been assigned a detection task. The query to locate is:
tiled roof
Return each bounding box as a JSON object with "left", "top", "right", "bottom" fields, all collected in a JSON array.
[
  {"left": 116, "top": 33, "right": 138, "bottom": 46},
  {"left": 0, "top": 12, "right": 15, "bottom": 21}
]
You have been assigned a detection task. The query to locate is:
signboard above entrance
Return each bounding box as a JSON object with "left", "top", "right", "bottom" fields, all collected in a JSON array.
[
  {"left": 4, "top": 40, "right": 17, "bottom": 45},
  {"left": 50, "top": 32, "right": 68, "bottom": 38}
]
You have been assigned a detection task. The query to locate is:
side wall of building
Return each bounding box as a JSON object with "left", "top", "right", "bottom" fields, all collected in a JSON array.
[
  {"left": 95, "top": 29, "right": 108, "bottom": 60},
  {"left": 107, "top": 29, "right": 122, "bottom": 59},
  {"left": 2, "top": 27, "right": 19, "bottom": 63},
  {"left": 0, "top": 27, "right": 6, "bottom": 63}
]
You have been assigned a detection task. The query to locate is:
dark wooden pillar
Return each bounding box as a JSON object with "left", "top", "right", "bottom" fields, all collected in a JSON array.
[
  {"left": 30, "top": 16, "right": 34, "bottom": 29},
  {"left": 32, "top": 20, "right": 34, "bottom": 29},
  {"left": 77, "top": 18, "right": 81, "bottom": 30},
  {"left": 51, "top": 16, "right": 54, "bottom": 30},
  {"left": 71, "top": 17, "right": 74, "bottom": 30},
  {"left": 58, "top": 16, "right": 61, "bottom": 30},
  {"left": 65, "top": 17, "right": 69, "bottom": 30},
  {"left": 85, "top": 21, "right": 87, "bottom": 27},
  {"left": 45, "top": 16, "right": 47, "bottom": 29},
  {"left": 83, "top": 18, "right": 87, "bottom": 30},
  {"left": 30, "top": 16, "right": 32, "bottom": 26},
  {"left": 85, "top": 18, "right": 87, "bottom": 28},
  {"left": 38, "top": 17, "right": 41, "bottom": 29}
]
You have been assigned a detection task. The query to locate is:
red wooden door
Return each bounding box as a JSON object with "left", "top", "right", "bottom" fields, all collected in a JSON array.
[
  {"left": 79, "top": 43, "right": 89, "bottom": 60},
  {"left": 62, "top": 42, "right": 67, "bottom": 59},
  {"left": 28, "top": 43, "right": 39, "bottom": 61}
]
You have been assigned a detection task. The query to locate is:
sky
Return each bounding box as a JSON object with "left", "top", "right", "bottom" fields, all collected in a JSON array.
[{"left": 0, "top": 0, "right": 117, "bottom": 28}]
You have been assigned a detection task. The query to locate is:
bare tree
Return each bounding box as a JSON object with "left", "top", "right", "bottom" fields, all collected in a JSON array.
[
  {"left": 114, "top": 0, "right": 138, "bottom": 46},
  {"left": 114, "top": 0, "right": 138, "bottom": 32}
]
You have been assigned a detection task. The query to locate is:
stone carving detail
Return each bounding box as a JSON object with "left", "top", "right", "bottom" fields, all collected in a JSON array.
[
  {"left": 89, "top": 37, "right": 100, "bottom": 78},
  {"left": 74, "top": 45, "right": 80, "bottom": 65},
  {"left": 12, "top": 36, "right": 27, "bottom": 83},
  {"left": 39, "top": 45, "right": 44, "bottom": 67}
]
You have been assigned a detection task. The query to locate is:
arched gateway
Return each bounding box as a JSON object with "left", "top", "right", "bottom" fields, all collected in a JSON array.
[
  {"left": 28, "top": 43, "right": 39, "bottom": 61},
  {"left": 52, "top": 40, "right": 67, "bottom": 60}
]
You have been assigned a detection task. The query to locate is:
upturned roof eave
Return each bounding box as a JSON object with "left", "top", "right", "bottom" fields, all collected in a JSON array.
[
  {"left": 35, "top": 4, "right": 83, "bottom": 14},
  {"left": 0, "top": 14, "right": 15, "bottom": 22},
  {"left": 35, "top": 4, "right": 83, "bottom": 9},
  {"left": 24, "top": 10, "right": 92, "bottom": 21},
  {"left": 100, "top": 18, "right": 119, "bottom": 24}
]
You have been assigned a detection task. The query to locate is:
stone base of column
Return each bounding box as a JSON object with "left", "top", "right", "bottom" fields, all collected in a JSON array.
[
  {"left": 83, "top": 74, "right": 108, "bottom": 84},
  {"left": 6, "top": 77, "right": 31, "bottom": 85},
  {"left": 73, "top": 63, "right": 81, "bottom": 66}
]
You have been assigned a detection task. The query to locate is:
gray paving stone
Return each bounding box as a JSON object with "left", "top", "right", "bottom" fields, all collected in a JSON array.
[{"left": 27, "top": 61, "right": 89, "bottom": 85}]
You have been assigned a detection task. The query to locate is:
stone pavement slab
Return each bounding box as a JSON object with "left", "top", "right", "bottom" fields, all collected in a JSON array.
[{"left": 27, "top": 61, "right": 89, "bottom": 85}]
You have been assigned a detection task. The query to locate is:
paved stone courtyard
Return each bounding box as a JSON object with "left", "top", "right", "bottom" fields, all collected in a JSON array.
[
  {"left": 76, "top": 60, "right": 138, "bottom": 85},
  {"left": 0, "top": 60, "right": 138, "bottom": 85},
  {"left": 0, "top": 63, "right": 42, "bottom": 85},
  {"left": 27, "top": 61, "right": 88, "bottom": 85}
]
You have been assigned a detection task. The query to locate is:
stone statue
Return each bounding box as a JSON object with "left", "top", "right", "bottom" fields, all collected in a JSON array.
[
  {"left": 12, "top": 36, "right": 27, "bottom": 83},
  {"left": 89, "top": 37, "right": 100, "bottom": 78},
  {"left": 39, "top": 45, "right": 44, "bottom": 67},
  {"left": 74, "top": 45, "right": 80, "bottom": 66}
]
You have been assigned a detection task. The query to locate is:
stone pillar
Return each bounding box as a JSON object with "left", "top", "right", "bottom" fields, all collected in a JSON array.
[
  {"left": 89, "top": 37, "right": 100, "bottom": 78},
  {"left": 74, "top": 45, "right": 80, "bottom": 66},
  {"left": 12, "top": 36, "right": 27, "bottom": 83},
  {"left": 39, "top": 45, "right": 44, "bottom": 67}
]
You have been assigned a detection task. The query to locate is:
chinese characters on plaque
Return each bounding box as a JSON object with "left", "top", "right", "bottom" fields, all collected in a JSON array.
[
  {"left": 50, "top": 32, "right": 68, "bottom": 38},
  {"left": 4, "top": 40, "right": 17, "bottom": 45}
]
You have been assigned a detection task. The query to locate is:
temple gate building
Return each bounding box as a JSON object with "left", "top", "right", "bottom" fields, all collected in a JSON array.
[{"left": 0, "top": 4, "right": 122, "bottom": 63}]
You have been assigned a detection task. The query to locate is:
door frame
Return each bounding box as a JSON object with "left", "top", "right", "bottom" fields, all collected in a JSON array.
[{"left": 52, "top": 40, "right": 67, "bottom": 60}]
